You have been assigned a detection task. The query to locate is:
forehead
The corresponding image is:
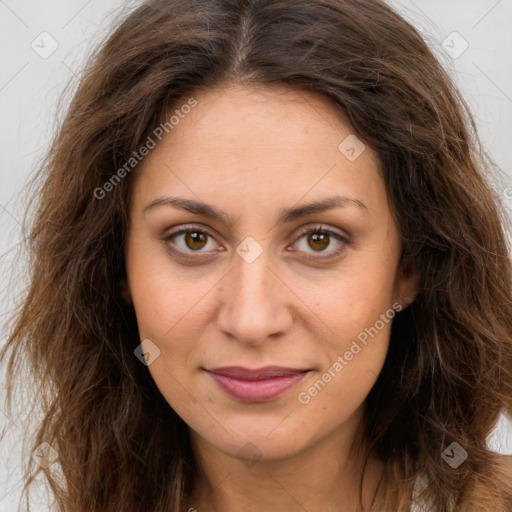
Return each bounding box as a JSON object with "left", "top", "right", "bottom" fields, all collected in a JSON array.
[{"left": 131, "top": 84, "right": 388, "bottom": 221}]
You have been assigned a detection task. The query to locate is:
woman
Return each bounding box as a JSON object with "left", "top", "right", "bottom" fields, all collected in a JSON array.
[{"left": 2, "top": 0, "right": 512, "bottom": 510}]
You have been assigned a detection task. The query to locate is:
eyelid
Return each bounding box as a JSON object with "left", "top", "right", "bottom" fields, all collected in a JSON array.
[
  {"left": 292, "top": 223, "right": 350, "bottom": 242},
  {"left": 161, "top": 223, "right": 350, "bottom": 259},
  {"left": 162, "top": 223, "right": 218, "bottom": 240},
  {"left": 287, "top": 223, "right": 350, "bottom": 260},
  {"left": 160, "top": 223, "right": 224, "bottom": 253}
]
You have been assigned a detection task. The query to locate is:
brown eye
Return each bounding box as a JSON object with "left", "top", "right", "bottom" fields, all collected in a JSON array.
[
  {"left": 290, "top": 226, "right": 349, "bottom": 259},
  {"left": 184, "top": 231, "right": 208, "bottom": 251},
  {"left": 307, "top": 232, "right": 330, "bottom": 252},
  {"left": 162, "top": 226, "right": 223, "bottom": 258}
]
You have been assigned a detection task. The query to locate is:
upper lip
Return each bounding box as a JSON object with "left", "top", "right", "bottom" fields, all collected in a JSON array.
[{"left": 205, "top": 366, "right": 309, "bottom": 380}]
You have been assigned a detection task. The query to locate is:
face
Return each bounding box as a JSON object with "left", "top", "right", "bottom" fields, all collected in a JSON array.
[{"left": 125, "top": 84, "right": 418, "bottom": 463}]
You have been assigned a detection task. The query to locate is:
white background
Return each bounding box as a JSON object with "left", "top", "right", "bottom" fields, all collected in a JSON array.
[{"left": 1, "top": 0, "right": 511, "bottom": 510}]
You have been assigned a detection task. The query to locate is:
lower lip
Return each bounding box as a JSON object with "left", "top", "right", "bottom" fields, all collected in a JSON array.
[{"left": 207, "top": 371, "right": 309, "bottom": 403}]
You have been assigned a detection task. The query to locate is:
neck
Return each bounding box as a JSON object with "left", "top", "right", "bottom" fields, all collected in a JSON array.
[{"left": 186, "top": 414, "right": 384, "bottom": 512}]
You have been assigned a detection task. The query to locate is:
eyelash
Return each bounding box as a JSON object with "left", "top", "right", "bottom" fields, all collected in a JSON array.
[{"left": 160, "top": 224, "right": 350, "bottom": 262}]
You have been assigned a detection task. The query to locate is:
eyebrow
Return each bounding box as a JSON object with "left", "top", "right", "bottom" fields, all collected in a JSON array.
[{"left": 143, "top": 195, "right": 368, "bottom": 224}]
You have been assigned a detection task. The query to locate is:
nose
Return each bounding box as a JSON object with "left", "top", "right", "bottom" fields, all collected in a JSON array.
[{"left": 217, "top": 246, "right": 293, "bottom": 346}]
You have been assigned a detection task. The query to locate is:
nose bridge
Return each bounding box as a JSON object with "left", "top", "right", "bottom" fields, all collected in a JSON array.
[
  {"left": 218, "top": 240, "right": 291, "bottom": 343},
  {"left": 232, "top": 234, "right": 275, "bottom": 300},
  {"left": 234, "top": 249, "right": 273, "bottom": 304}
]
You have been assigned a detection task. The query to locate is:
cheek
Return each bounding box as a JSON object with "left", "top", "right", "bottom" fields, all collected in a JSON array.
[
  {"left": 298, "top": 283, "right": 393, "bottom": 423},
  {"left": 307, "top": 258, "right": 397, "bottom": 391},
  {"left": 319, "top": 263, "right": 398, "bottom": 340},
  {"left": 127, "top": 240, "right": 215, "bottom": 338},
  {"left": 127, "top": 256, "right": 215, "bottom": 416}
]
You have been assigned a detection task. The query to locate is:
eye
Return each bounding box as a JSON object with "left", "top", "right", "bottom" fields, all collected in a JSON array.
[
  {"left": 289, "top": 225, "right": 349, "bottom": 259},
  {"left": 161, "top": 225, "right": 223, "bottom": 257},
  {"left": 161, "top": 224, "right": 349, "bottom": 261}
]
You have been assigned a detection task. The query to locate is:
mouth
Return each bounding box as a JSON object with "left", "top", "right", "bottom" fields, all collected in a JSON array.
[{"left": 204, "top": 366, "right": 311, "bottom": 403}]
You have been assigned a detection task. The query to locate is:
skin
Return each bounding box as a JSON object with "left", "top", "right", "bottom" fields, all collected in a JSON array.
[{"left": 124, "top": 84, "right": 419, "bottom": 512}]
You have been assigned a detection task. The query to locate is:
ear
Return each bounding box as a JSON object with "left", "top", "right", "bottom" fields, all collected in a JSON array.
[
  {"left": 119, "top": 278, "right": 132, "bottom": 305},
  {"left": 393, "top": 260, "right": 420, "bottom": 310}
]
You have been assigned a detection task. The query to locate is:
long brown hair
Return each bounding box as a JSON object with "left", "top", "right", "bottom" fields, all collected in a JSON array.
[{"left": 2, "top": 0, "right": 512, "bottom": 510}]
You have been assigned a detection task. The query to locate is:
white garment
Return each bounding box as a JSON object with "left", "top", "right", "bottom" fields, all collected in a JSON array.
[
  {"left": 369, "top": 473, "right": 434, "bottom": 511},
  {"left": 410, "top": 473, "right": 433, "bottom": 512}
]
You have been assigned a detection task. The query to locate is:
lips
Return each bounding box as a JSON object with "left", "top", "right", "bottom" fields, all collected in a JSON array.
[{"left": 205, "top": 366, "right": 310, "bottom": 402}]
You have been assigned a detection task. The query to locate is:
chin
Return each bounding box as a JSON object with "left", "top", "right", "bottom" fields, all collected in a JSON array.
[{"left": 197, "top": 419, "right": 314, "bottom": 463}]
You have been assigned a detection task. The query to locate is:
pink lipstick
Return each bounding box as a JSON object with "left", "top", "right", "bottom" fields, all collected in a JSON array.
[{"left": 205, "top": 366, "right": 309, "bottom": 403}]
